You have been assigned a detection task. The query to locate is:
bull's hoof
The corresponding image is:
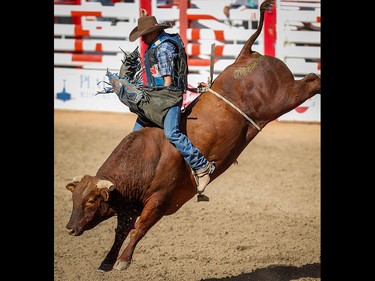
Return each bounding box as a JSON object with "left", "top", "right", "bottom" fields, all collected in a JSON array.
[
  {"left": 97, "top": 263, "right": 113, "bottom": 272},
  {"left": 197, "top": 194, "right": 210, "bottom": 202},
  {"left": 113, "top": 260, "right": 131, "bottom": 271}
]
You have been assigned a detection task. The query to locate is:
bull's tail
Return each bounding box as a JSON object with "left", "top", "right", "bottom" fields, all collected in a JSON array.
[{"left": 235, "top": 0, "right": 275, "bottom": 61}]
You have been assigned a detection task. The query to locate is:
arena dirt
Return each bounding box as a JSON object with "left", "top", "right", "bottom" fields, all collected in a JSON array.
[{"left": 54, "top": 109, "right": 320, "bottom": 281}]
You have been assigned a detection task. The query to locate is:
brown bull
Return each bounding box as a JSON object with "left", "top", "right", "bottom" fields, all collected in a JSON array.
[{"left": 65, "top": 0, "right": 320, "bottom": 272}]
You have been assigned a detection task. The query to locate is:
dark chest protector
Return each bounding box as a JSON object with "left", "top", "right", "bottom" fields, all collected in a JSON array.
[{"left": 144, "top": 33, "right": 188, "bottom": 91}]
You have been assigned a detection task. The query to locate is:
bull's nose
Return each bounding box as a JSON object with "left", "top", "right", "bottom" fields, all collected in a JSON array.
[
  {"left": 66, "top": 226, "right": 83, "bottom": 236},
  {"left": 66, "top": 227, "right": 76, "bottom": 235}
]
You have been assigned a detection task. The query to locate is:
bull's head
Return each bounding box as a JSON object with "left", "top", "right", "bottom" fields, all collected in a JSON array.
[{"left": 65, "top": 175, "right": 116, "bottom": 236}]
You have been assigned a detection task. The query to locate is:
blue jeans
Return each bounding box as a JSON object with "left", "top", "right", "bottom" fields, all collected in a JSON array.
[{"left": 133, "top": 105, "right": 209, "bottom": 171}]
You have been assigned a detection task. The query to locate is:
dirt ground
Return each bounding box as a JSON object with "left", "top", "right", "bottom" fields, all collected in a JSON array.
[{"left": 54, "top": 109, "right": 320, "bottom": 281}]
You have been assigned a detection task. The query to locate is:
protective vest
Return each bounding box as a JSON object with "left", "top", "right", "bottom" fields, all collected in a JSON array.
[{"left": 144, "top": 32, "right": 188, "bottom": 92}]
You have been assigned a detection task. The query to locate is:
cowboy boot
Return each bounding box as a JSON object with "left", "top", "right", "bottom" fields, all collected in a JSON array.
[{"left": 195, "top": 162, "right": 216, "bottom": 194}]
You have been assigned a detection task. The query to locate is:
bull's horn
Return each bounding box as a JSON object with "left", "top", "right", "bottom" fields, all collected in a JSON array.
[
  {"left": 97, "top": 179, "right": 115, "bottom": 191},
  {"left": 72, "top": 175, "right": 84, "bottom": 183}
]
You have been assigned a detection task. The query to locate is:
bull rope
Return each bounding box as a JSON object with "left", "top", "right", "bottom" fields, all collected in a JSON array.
[
  {"left": 203, "top": 43, "right": 261, "bottom": 131},
  {"left": 200, "top": 87, "right": 261, "bottom": 131}
]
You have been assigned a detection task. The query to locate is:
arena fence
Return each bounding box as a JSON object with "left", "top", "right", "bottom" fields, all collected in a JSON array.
[{"left": 54, "top": 0, "right": 320, "bottom": 122}]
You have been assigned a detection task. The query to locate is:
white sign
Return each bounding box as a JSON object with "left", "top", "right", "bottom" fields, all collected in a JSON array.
[
  {"left": 54, "top": 68, "right": 129, "bottom": 113},
  {"left": 278, "top": 95, "right": 320, "bottom": 122}
]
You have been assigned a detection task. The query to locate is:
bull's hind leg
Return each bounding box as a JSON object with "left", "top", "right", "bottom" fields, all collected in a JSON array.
[
  {"left": 98, "top": 213, "right": 137, "bottom": 272},
  {"left": 113, "top": 194, "right": 169, "bottom": 271},
  {"left": 291, "top": 73, "right": 321, "bottom": 106},
  {"left": 300, "top": 73, "right": 321, "bottom": 96}
]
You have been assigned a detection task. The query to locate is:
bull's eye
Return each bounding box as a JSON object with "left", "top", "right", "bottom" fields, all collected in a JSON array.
[{"left": 86, "top": 198, "right": 96, "bottom": 205}]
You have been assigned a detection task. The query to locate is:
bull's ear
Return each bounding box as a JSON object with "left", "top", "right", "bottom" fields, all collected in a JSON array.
[
  {"left": 97, "top": 180, "right": 114, "bottom": 202},
  {"left": 66, "top": 175, "right": 84, "bottom": 192},
  {"left": 66, "top": 182, "right": 77, "bottom": 192},
  {"left": 99, "top": 189, "right": 110, "bottom": 202}
]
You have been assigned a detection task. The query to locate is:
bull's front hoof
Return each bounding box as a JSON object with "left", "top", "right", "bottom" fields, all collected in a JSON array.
[
  {"left": 113, "top": 260, "right": 131, "bottom": 271},
  {"left": 97, "top": 263, "right": 113, "bottom": 272}
]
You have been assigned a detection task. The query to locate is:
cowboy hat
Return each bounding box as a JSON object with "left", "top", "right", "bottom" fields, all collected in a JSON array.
[{"left": 129, "top": 16, "right": 172, "bottom": 42}]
